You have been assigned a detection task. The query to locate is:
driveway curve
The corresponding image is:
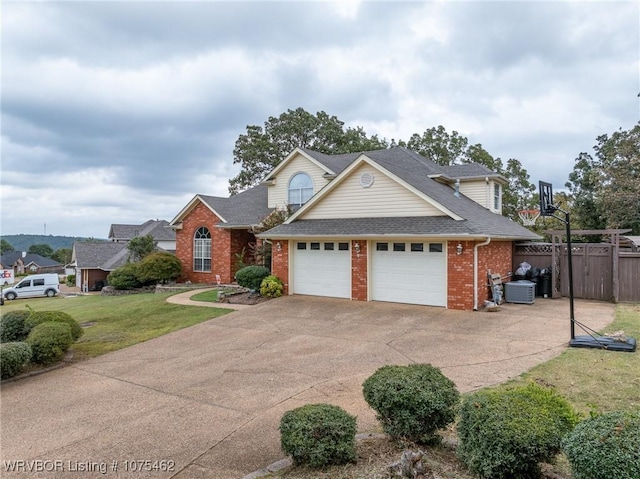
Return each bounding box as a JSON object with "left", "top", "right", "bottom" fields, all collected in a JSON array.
[{"left": 0, "top": 296, "right": 614, "bottom": 478}]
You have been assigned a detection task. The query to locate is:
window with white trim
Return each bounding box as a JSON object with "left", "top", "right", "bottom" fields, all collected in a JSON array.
[
  {"left": 288, "top": 173, "right": 313, "bottom": 207},
  {"left": 494, "top": 183, "right": 501, "bottom": 211},
  {"left": 193, "top": 227, "right": 211, "bottom": 272}
]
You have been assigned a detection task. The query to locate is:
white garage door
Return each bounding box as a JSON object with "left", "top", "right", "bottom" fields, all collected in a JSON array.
[
  {"left": 371, "top": 241, "right": 446, "bottom": 307},
  {"left": 292, "top": 241, "right": 351, "bottom": 299}
]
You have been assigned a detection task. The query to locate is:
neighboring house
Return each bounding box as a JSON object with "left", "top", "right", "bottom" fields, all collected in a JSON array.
[
  {"left": 71, "top": 242, "right": 129, "bottom": 291},
  {"left": 0, "top": 251, "right": 63, "bottom": 275},
  {"left": 71, "top": 219, "right": 176, "bottom": 291},
  {"left": 109, "top": 219, "right": 176, "bottom": 252},
  {"left": 170, "top": 147, "right": 540, "bottom": 310}
]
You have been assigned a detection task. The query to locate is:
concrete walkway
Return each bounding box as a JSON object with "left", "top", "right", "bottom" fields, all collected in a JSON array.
[
  {"left": 166, "top": 288, "right": 253, "bottom": 310},
  {"left": 0, "top": 296, "right": 615, "bottom": 479}
]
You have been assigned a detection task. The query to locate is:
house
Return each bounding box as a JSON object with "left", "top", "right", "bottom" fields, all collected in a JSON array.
[
  {"left": 0, "top": 251, "right": 63, "bottom": 276},
  {"left": 108, "top": 219, "right": 176, "bottom": 252},
  {"left": 72, "top": 219, "right": 176, "bottom": 291},
  {"left": 169, "top": 147, "right": 540, "bottom": 310}
]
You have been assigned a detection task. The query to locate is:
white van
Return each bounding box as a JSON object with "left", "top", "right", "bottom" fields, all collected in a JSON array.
[{"left": 2, "top": 274, "right": 60, "bottom": 300}]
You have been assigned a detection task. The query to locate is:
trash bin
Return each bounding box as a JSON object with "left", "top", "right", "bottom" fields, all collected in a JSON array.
[{"left": 539, "top": 275, "right": 552, "bottom": 298}]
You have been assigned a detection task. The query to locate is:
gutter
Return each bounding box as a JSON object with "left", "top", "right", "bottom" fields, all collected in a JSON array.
[{"left": 473, "top": 237, "right": 491, "bottom": 311}]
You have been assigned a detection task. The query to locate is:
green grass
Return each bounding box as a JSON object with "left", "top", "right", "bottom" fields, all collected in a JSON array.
[
  {"left": 0, "top": 292, "right": 232, "bottom": 359},
  {"left": 190, "top": 289, "right": 219, "bottom": 302},
  {"left": 494, "top": 303, "right": 640, "bottom": 415}
]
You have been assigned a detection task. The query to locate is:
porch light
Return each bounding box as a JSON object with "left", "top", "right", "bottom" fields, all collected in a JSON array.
[
  {"left": 456, "top": 243, "right": 463, "bottom": 255},
  {"left": 354, "top": 242, "right": 361, "bottom": 255},
  {"left": 276, "top": 241, "right": 282, "bottom": 252}
]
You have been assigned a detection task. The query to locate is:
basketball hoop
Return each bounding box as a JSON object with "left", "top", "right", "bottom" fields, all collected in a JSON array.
[{"left": 518, "top": 209, "right": 541, "bottom": 226}]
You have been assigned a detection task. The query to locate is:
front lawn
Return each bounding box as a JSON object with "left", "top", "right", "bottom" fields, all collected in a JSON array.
[{"left": 0, "top": 292, "right": 232, "bottom": 360}]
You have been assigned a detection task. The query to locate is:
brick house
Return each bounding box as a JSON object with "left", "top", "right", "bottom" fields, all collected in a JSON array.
[{"left": 170, "top": 147, "right": 540, "bottom": 310}]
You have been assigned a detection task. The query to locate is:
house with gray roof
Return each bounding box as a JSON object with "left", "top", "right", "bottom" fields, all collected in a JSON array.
[
  {"left": 109, "top": 219, "right": 176, "bottom": 252},
  {"left": 0, "top": 252, "right": 63, "bottom": 277},
  {"left": 169, "top": 147, "right": 540, "bottom": 310}
]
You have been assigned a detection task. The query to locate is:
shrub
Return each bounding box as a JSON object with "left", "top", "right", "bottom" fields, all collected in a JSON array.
[
  {"left": 136, "top": 252, "right": 182, "bottom": 285},
  {"left": 26, "top": 322, "right": 73, "bottom": 365},
  {"left": 26, "top": 311, "right": 83, "bottom": 341},
  {"left": 280, "top": 403, "right": 357, "bottom": 468},
  {"left": 235, "top": 265, "right": 270, "bottom": 291},
  {"left": 0, "top": 310, "right": 32, "bottom": 343},
  {"left": 562, "top": 411, "right": 640, "bottom": 479},
  {"left": 457, "top": 382, "right": 580, "bottom": 479},
  {"left": 260, "top": 275, "right": 283, "bottom": 298},
  {"left": 0, "top": 342, "right": 32, "bottom": 379},
  {"left": 66, "top": 274, "right": 76, "bottom": 286},
  {"left": 107, "top": 262, "right": 142, "bottom": 290},
  {"left": 362, "top": 364, "right": 459, "bottom": 444}
]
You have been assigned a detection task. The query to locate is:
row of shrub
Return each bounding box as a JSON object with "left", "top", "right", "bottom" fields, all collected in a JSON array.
[
  {"left": 107, "top": 252, "right": 182, "bottom": 290},
  {"left": 0, "top": 309, "right": 83, "bottom": 379},
  {"left": 279, "top": 364, "right": 640, "bottom": 479},
  {"left": 235, "top": 266, "right": 283, "bottom": 298}
]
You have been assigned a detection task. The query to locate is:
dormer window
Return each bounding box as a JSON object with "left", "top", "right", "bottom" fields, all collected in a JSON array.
[
  {"left": 288, "top": 173, "right": 313, "bottom": 207},
  {"left": 494, "top": 183, "right": 501, "bottom": 211}
]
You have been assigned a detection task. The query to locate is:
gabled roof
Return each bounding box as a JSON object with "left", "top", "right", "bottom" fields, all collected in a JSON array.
[
  {"left": 438, "top": 163, "right": 507, "bottom": 183},
  {"left": 109, "top": 219, "right": 175, "bottom": 242},
  {"left": 170, "top": 183, "right": 273, "bottom": 229},
  {"left": 261, "top": 147, "right": 540, "bottom": 241},
  {"left": 0, "top": 252, "right": 62, "bottom": 269},
  {"left": 72, "top": 242, "right": 129, "bottom": 270}
]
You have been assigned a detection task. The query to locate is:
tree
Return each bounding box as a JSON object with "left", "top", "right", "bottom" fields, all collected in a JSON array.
[
  {"left": 28, "top": 244, "right": 54, "bottom": 258},
  {"left": 52, "top": 248, "right": 72, "bottom": 265},
  {"left": 565, "top": 152, "right": 605, "bottom": 231},
  {"left": 136, "top": 252, "right": 182, "bottom": 285},
  {"left": 406, "top": 126, "right": 469, "bottom": 166},
  {"left": 228, "top": 108, "right": 387, "bottom": 194},
  {"left": 0, "top": 239, "right": 15, "bottom": 255},
  {"left": 127, "top": 234, "right": 157, "bottom": 262},
  {"left": 502, "top": 158, "right": 536, "bottom": 221}
]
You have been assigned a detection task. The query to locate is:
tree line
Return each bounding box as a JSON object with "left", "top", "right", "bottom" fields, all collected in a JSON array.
[{"left": 230, "top": 108, "right": 639, "bottom": 235}]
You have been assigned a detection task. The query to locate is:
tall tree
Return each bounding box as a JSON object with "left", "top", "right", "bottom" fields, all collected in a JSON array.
[
  {"left": 502, "top": 158, "right": 536, "bottom": 221},
  {"left": 127, "top": 234, "right": 157, "bottom": 262},
  {"left": 229, "top": 108, "right": 387, "bottom": 194},
  {"left": 565, "top": 152, "right": 605, "bottom": 231},
  {"left": 52, "top": 248, "right": 72, "bottom": 265},
  {"left": 406, "top": 126, "right": 469, "bottom": 165},
  {"left": 28, "top": 244, "right": 54, "bottom": 258},
  {"left": 0, "top": 239, "right": 15, "bottom": 255}
]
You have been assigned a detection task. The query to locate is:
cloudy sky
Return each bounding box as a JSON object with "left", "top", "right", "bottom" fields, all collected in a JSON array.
[{"left": 2, "top": 0, "right": 638, "bottom": 238}]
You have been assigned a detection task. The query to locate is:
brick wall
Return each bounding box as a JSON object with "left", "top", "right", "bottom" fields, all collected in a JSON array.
[
  {"left": 477, "top": 241, "right": 513, "bottom": 305},
  {"left": 271, "top": 240, "right": 289, "bottom": 294},
  {"left": 447, "top": 240, "right": 475, "bottom": 310},
  {"left": 351, "top": 240, "right": 368, "bottom": 301},
  {"left": 175, "top": 202, "right": 255, "bottom": 284}
]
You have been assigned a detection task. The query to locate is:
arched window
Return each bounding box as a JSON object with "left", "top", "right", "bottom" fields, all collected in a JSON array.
[
  {"left": 193, "top": 227, "right": 211, "bottom": 272},
  {"left": 288, "top": 173, "right": 313, "bottom": 207}
]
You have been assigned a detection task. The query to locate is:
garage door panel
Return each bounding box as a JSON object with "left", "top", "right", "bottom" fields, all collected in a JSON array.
[
  {"left": 372, "top": 242, "right": 446, "bottom": 307},
  {"left": 293, "top": 242, "right": 351, "bottom": 299}
]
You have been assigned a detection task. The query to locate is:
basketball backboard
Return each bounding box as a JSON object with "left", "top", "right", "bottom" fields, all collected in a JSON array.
[{"left": 539, "top": 181, "right": 556, "bottom": 216}]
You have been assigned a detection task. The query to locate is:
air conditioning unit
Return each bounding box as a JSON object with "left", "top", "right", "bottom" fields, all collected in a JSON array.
[{"left": 505, "top": 281, "right": 536, "bottom": 304}]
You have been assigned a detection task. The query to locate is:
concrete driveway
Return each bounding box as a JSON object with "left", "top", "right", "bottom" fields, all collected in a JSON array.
[{"left": 0, "top": 295, "right": 615, "bottom": 478}]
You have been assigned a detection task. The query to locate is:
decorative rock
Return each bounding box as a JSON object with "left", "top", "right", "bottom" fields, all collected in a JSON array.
[{"left": 388, "top": 450, "right": 431, "bottom": 478}]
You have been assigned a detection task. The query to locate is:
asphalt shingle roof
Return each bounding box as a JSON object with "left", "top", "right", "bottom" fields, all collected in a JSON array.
[
  {"left": 73, "top": 242, "right": 129, "bottom": 270},
  {"left": 199, "top": 183, "right": 272, "bottom": 227},
  {"left": 0, "top": 252, "right": 62, "bottom": 268},
  {"left": 109, "top": 219, "right": 175, "bottom": 241}
]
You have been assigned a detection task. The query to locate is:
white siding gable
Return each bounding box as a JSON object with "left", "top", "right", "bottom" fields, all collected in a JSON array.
[
  {"left": 301, "top": 164, "right": 446, "bottom": 219},
  {"left": 267, "top": 153, "right": 331, "bottom": 208},
  {"left": 459, "top": 179, "right": 503, "bottom": 213}
]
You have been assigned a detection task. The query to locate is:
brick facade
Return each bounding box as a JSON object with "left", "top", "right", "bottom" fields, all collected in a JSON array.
[
  {"left": 175, "top": 201, "right": 256, "bottom": 284},
  {"left": 351, "top": 240, "right": 368, "bottom": 301},
  {"left": 447, "top": 240, "right": 476, "bottom": 310},
  {"left": 476, "top": 240, "right": 513, "bottom": 305},
  {"left": 271, "top": 240, "right": 289, "bottom": 294}
]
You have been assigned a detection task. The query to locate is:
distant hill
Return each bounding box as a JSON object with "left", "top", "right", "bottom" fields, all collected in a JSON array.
[{"left": 1, "top": 234, "right": 107, "bottom": 252}]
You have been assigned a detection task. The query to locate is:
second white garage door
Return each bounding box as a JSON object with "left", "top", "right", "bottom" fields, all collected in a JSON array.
[
  {"left": 371, "top": 241, "right": 447, "bottom": 307},
  {"left": 292, "top": 241, "right": 351, "bottom": 299}
]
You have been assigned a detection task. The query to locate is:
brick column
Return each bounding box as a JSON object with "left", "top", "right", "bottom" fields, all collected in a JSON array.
[
  {"left": 351, "top": 240, "right": 368, "bottom": 301},
  {"left": 271, "top": 240, "right": 289, "bottom": 294},
  {"left": 447, "top": 240, "right": 475, "bottom": 310}
]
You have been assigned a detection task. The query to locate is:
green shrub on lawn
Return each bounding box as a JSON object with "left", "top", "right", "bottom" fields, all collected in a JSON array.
[
  {"left": 562, "top": 410, "right": 640, "bottom": 479},
  {"left": 260, "top": 275, "right": 283, "bottom": 298},
  {"left": 0, "top": 342, "right": 32, "bottom": 379},
  {"left": 26, "top": 322, "right": 73, "bottom": 365},
  {"left": 136, "top": 252, "right": 182, "bottom": 285},
  {"left": 362, "top": 364, "right": 459, "bottom": 444},
  {"left": 26, "top": 311, "right": 83, "bottom": 341},
  {"left": 457, "top": 382, "right": 580, "bottom": 479},
  {"left": 235, "top": 265, "right": 270, "bottom": 291},
  {"left": 66, "top": 274, "right": 76, "bottom": 286},
  {"left": 280, "top": 403, "right": 357, "bottom": 468},
  {"left": 107, "top": 262, "right": 142, "bottom": 290},
  {"left": 0, "top": 310, "right": 32, "bottom": 343}
]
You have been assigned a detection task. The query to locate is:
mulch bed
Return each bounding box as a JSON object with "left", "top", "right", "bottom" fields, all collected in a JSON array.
[{"left": 220, "top": 291, "right": 271, "bottom": 305}]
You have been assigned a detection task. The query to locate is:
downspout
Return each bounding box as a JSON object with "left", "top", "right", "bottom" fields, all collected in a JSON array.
[{"left": 473, "top": 237, "right": 491, "bottom": 310}]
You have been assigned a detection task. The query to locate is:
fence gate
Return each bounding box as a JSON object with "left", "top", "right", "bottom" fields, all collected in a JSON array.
[{"left": 560, "top": 244, "right": 612, "bottom": 301}]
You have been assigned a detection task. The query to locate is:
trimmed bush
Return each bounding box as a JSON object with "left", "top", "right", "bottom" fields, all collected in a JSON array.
[
  {"left": 136, "top": 252, "right": 182, "bottom": 285},
  {"left": 280, "top": 403, "right": 357, "bottom": 468},
  {"left": 66, "top": 274, "right": 76, "bottom": 286},
  {"left": 0, "top": 342, "right": 32, "bottom": 379},
  {"left": 26, "top": 322, "right": 73, "bottom": 365},
  {"left": 107, "top": 262, "right": 142, "bottom": 290},
  {"left": 563, "top": 411, "right": 640, "bottom": 479},
  {"left": 235, "top": 265, "right": 270, "bottom": 291},
  {"left": 26, "top": 311, "right": 83, "bottom": 341},
  {"left": 362, "top": 364, "right": 459, "bottom": 444},
  {"left": 457, "top": 382, "right": 580, "bottom": 479},
  {"left": 260, "top": 275, "right": 283, "bottom": 298},
  {"left": 0, "top": 310, "right": 32, "bottom": 343}
]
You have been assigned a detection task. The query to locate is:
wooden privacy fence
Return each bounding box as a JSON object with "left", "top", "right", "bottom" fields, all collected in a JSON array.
[{"left": 514, "top": 229, "right": 639, "bottom": 303}]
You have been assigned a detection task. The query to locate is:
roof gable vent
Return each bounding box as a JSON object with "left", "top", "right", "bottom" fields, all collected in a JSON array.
[{"left": 359, "top": 172, "right": 375, "bottom": 188}]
